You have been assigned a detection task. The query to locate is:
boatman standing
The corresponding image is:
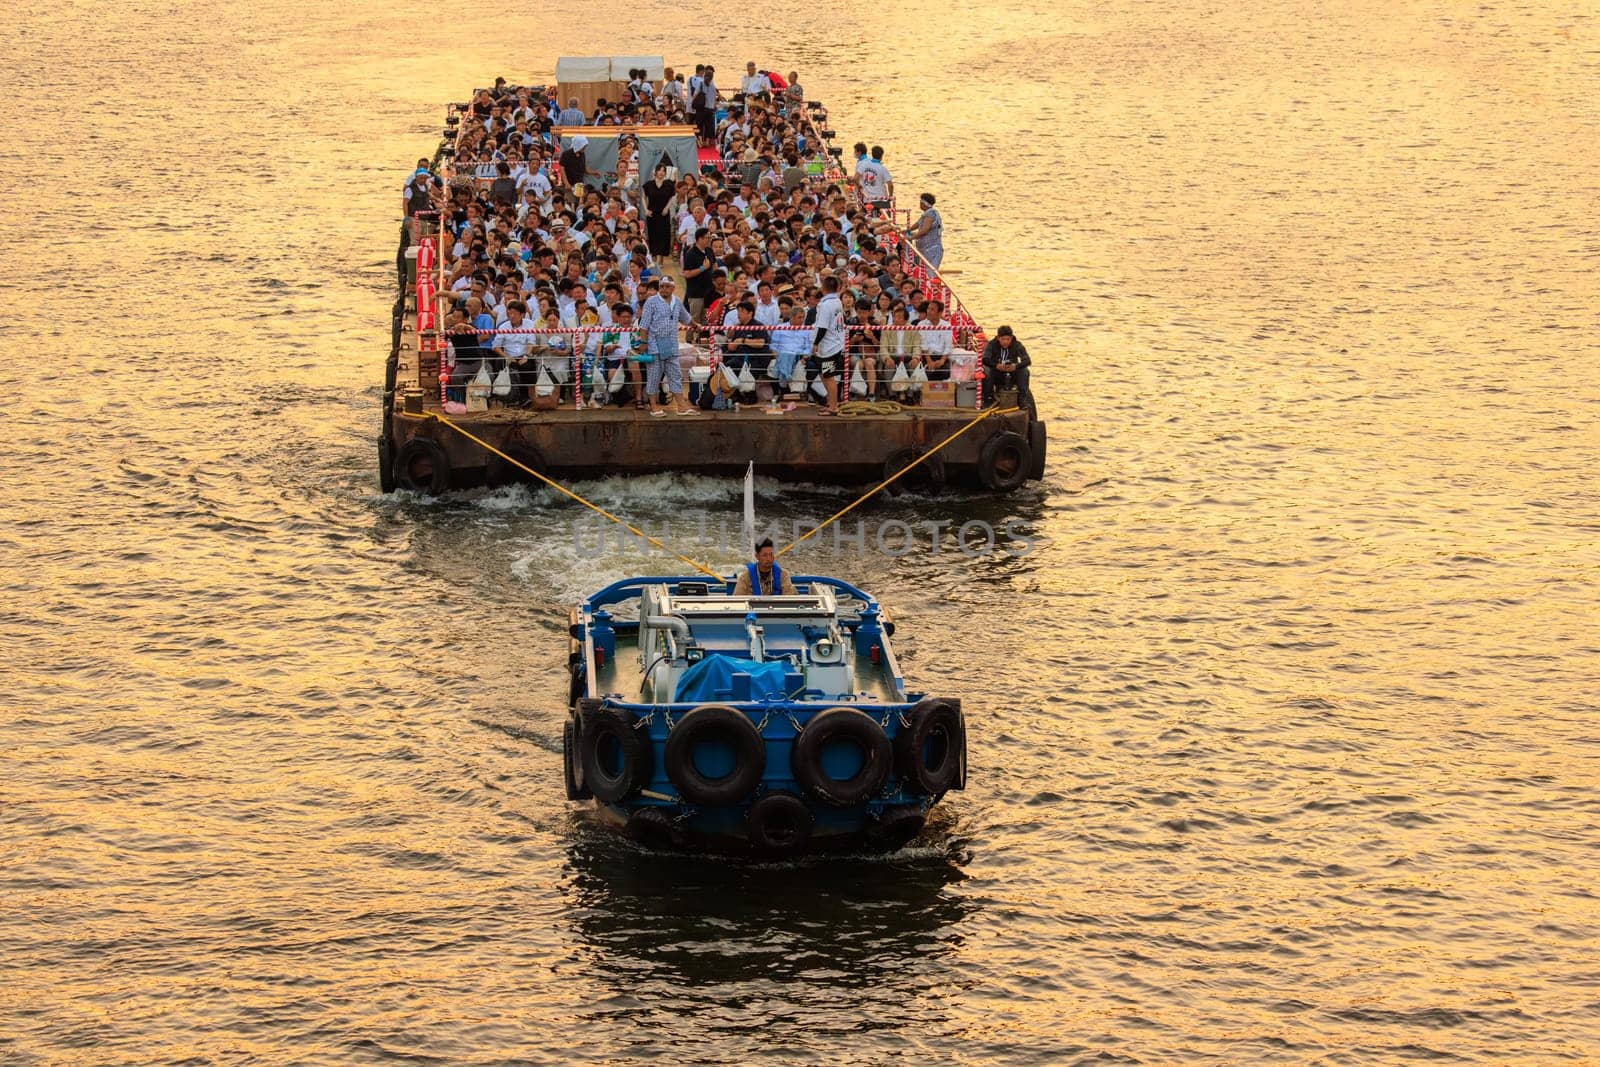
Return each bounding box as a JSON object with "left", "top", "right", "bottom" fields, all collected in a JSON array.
[{"left": 733, "top": 538, "right": 798, "bottom": 595}]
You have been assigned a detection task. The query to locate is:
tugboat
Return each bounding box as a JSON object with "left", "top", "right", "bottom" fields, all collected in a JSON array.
[{"left": 562, "top": 573, "right": 966, "bottom": 854}]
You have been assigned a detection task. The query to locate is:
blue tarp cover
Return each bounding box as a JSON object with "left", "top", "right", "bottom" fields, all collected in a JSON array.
[{"left": 675, "top": 654, "right": 790, "bottom": 703}]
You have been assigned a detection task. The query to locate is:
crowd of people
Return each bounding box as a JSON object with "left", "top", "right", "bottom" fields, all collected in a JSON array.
[{"left": 406, "top": 65, "right": 1027, "bottom": 418}]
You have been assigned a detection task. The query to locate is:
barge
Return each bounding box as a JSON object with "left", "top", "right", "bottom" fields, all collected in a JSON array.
[{"left": 382, "top": 61, "right": 1046, "bottom": 493}]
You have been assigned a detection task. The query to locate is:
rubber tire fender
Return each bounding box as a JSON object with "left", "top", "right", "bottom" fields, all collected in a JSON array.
[
  {"left": 882, "top": 447, "right": 945, "bottom": 496},
  {"left": 579, "top": 705, "right": 652, "bottom": 804},
  {"left": 663, "top": 704, "right": 766, "bottom": 806},
  {"left": 791, "top": 707, "right": 892, "bottom": 807},
  {"left": 866, "top": 805, "right": 926, "bottom": 852},
  {"left": 393, "top": 437, "right": 452, "bottom": 495},
  {"left": 625, "top": 807, "right": 684, "bottom": 850},
  {"left": 563, "top": 717, "right": 591, "bottom": 801},
  {"left": 567, "top": 660, "right": 585, "bottom": 708},
  {"left": 487, "top": 442, "right": 547, "bottom": 487},
  {"left": 894, "top": 698, "right": 965, "bottom": 795},
  {"left": 977, "top": 430, "right": 1031, "bottom": 492},
  {"left": 1027, "top": 419, "right": 1046, "bottom": 481},
  {"left": 378, "top": 435, "right": 397, "bottom": 493},
  {"left": 746, "top": 793, "right": 815, "bottom": 854}
]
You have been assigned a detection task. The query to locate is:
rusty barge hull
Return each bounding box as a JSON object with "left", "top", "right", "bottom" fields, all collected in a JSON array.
[{"left": 386, "top": 402, "right": 1043, "bottom": 492}]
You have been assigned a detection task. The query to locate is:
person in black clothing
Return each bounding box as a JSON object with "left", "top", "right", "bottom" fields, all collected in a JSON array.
[
  {"left": 681, "top": 227, "right": 715, "bottom": 324},
  {"left": 696, "top": 66, "right": 718, "bottom": 145},
  {"left": 642, "top": 162, "right": 675, "bottom": 258},
  {"left": 488, "top": 161, "right": 516, "bottom": 208},
  {"left": 981, "top": 325, "right": 1032, "bottom": 406},
  {"left": 559, "top": 134, "right": 588, "bottom": 189},
  {"left": 721, "top": 301, "right": 772, "bottom": 379}
]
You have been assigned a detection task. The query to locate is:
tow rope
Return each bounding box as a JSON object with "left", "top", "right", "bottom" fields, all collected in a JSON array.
[
  {"left": 417, "top": 405, "right": 1021, "bottom": 571},
  {"left": 775, "top": 406, "right": 1019, "bottom": 559}
]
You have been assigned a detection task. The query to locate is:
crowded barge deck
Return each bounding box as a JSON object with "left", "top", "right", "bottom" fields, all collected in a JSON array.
[{"left": 380, "top": 60, "right": 1046, "bottom": 493}]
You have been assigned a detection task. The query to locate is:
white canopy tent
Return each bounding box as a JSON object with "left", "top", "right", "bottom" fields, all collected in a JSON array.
[{"left": 555, "top": 55, "right": 665, "bottom": 115}]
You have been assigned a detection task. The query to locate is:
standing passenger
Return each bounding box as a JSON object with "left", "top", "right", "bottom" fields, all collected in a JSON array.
[
  {"left": 906, "top": 193, "right": 944, "bottom": 270},
  {"left": 638, "top": 276, "right": 697, "bottom": 417}
]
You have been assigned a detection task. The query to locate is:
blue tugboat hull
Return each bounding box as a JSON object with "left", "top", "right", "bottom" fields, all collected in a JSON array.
[{"left": 564, "top": 576, "right": 966, "bottom": 855}]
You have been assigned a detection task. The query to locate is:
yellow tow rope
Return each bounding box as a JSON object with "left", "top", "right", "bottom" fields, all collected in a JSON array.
[
  {"left": 776, "top": 406, "right": 1019, "bottom": 559},
  {"left": 419, "top": 405, "right": 1020, "bottom": 571},
  {"left": 418, "top": 411, "right": 723, "bottom": 579}
]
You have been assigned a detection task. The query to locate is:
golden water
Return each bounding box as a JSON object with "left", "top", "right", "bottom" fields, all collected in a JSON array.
[{"left": 3, "top": 0, "right": 1598, "bottom": 1062}]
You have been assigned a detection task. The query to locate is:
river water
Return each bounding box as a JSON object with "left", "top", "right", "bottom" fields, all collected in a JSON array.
[{"left": 4, "top": 0, "right": 1598, "bottom": 1063}]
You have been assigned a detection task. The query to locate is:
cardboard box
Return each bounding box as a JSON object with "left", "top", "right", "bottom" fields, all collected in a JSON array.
[{"left": 922, "top": 381, "right": 956, "bottom": 408}]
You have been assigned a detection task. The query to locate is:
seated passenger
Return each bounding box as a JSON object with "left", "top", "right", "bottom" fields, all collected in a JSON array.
[
  {"left": 919, "top": 299, "right": 953, "bottom": 381},
  {"left": 722, "top": 301, "right": 772, "bottom": 379},
  {"left": 981, "top": 324, "right": 1032, "bottom": 406},
  {"left": 879, "top": 303, "right": 921, "bottom": 383},
  {"left": 731, "top": 538, "right": 798, "bottom": 596},
  {"left": 770, "top": 303, "right": 812, "bottom": 386}
]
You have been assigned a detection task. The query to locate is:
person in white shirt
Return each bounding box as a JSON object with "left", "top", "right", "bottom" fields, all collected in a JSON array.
[
  {"left": 752, "top": 281, "right": 781, "bottom": 326},
  {"left": 919, "top": 300, "right": 953, "bottom": 380},
  {"left": 517, "top": 164, "right": 552, "bottom": 205},
  {"left": 870, "top": 145, "right": 895, "bottom": 205},
  {"left": 852, "top": 143, "right": 892, "bottom": 213},
  {"left": 740, "top": 62, "right": 771, "bottom": 99},
  {"left": 493, "top": 300, "right": 537, "bottom": 405},
  {"left": 809, "top": 276, "right": 845, "bottom": 414}
]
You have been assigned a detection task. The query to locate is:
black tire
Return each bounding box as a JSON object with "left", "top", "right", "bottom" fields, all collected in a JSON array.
[
  {"left": 378, "top": 435, "right": 397, "bottom": 493},
  {"left": 866, "top": 805, "right": 926, "bottom": 852},
  {"left": 664, "top": 704, "right": 765, "bottom": 806},
  {"left": 394, "top": 437, "right": 452, "bottom": 494},
  {"left": 791, "top": 707, "right": 892, "bottom": 807},
  {"left": 882, "top": 447, "right": 945, "bottom": 496},
  {"left": 567, "top": 661, "right": 584, "bottom": 708},
  {"left": 579, "top": 706, "right": 652, "bottom": 804},
  {"left": 977, "top": 431, "right": 1030, "bottom": 492},
  {"left": 746, "top": 793, "right": 815, "bottom": 854},
  {"left": 894, "top": 698, "right": 965, "bottom": 795},
  {"left": 563, "top": 718, "right": 591, "bottom": 801},
  {"left": 625, "top": 807, "right": 684, "bottom": 850},
  {"left": 487, "top": 443, "right": 547, "bottom": 487},
  {"left": 1027, "top": 420, "right": 1046, "bottom": 481}
]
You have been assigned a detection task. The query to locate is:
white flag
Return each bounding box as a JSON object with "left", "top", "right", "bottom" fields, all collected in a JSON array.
[{"left": 740, "top": 461, "right": 756, "bottom": 554}]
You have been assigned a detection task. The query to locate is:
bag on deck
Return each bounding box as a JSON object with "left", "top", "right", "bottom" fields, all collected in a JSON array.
[
  {"left": 491, "top": 365, "right": 512, "bottom": 398},
  {"left": 535, "top": 366, "right": 556, "bottom": 397},
  {"left": 738, "top": 364, "right": 757, "bottom": 392},
  {"left": 721, "top": 364, "right": 741, "bottom": 390},
  {"left": 910, "top": 364, "right": 929, "bottom": 390},
  {"left": 788, "top": 361, "right": 807, "bottom": 393},
  {"left": 889, "top": 362, "right": 910, "bottom": 393},
  {"left": 849, "top": 373, "right": 869, "bottom": 397},
  {"left": 607, "top": 365, "right": 626, "bottom": 393}
]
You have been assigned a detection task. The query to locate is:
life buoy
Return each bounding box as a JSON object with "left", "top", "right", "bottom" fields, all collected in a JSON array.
[
  {"left": 486, "top": 442, "right": 547, "bottom": 486},
  {"left": 625, "top": 807, "right": 684, "bottom": 850},
  {"left": 866, "top": 805, "right": 925, "bottom": 851},
  {"left": 664, "top": 704, "right": 765, "bottom": 805},
  {"left": 746, "top": 793, "right": 814, "bottom": 853},
  {"left": 563, "top": 718, "right": 591, "bottom": 801},
  {"left": 791, "top": 707, "right": 892, "bottom": 807},
  {"left": 394, "top": 437, "right": 452, "bottom": 494},
  {"left": 977, "top": 431, "right": 1031, "bottom": 492},
  {"left": 893, "top": 698, "right": 965, "bottom": 795},
  {"left": 882, "top": 447, "right": 945, "bottom": 496},
  {"left": 579, "top": 705, "right": 652, "bottom": 803}
]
